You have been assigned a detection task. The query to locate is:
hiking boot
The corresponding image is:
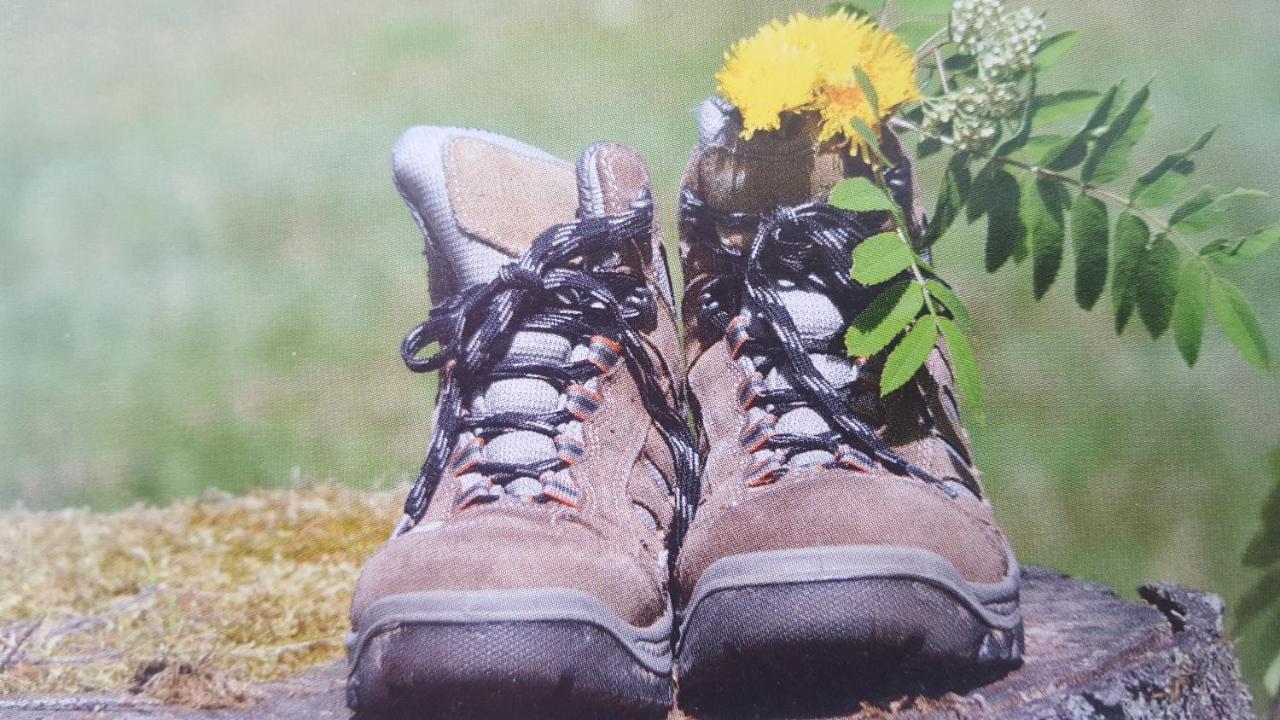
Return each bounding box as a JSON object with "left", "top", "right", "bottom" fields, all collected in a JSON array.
[
  {"left": 347, "top": 128, "right": 697, "bottom": 719},
  {"left": 673, "top": 98, "right": 1023, "bottom": 708}
]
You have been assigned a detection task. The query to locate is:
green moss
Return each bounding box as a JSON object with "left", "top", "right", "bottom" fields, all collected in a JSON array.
[{"left": 0, "top": 484, "right": 401, "bottom": 705}]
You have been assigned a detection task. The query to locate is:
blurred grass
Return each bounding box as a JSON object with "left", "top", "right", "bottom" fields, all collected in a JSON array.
[{"left": 1, "top": 0, "right": 1278, "bottom": 700}]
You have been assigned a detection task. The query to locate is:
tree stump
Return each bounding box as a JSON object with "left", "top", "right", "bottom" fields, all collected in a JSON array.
[{"left": 0, "top": 568, "right": 1255, "bottom": 719}]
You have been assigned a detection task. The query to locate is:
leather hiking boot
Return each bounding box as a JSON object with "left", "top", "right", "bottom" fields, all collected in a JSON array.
[
  {"left": 673, "top": 98, "right": 1023, "bottom": 709},
  {"left": 347, "top": 128, "right": 697, "bottom": 719}
]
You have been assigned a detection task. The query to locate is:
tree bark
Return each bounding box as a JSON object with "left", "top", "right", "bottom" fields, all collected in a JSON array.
[{"left": 0, "top": 568, "right": 1255, "bottom": 719}]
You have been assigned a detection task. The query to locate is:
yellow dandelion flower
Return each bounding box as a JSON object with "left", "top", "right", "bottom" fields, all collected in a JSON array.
[{"left": 716, "top": 11, "right": 922, "bottom": 151}]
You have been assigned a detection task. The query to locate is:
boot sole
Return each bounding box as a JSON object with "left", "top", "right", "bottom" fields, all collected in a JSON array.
[
  {"left": 676, "top": 545, "right": 1022, "bottom": 716},
  {"left": 347, "top": 588, "right": 673, "bottom": 719}
]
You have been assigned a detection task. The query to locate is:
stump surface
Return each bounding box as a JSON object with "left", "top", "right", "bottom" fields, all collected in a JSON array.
[{"left": 0, "top": 568, "right": 1254, "bottom": 719}]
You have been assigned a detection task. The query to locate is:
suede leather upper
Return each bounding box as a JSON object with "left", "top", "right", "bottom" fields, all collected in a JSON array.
[
  {"left": 352, "top": 134, "right": 682, "bottom": 629},
  {"left": 675, "top": 106, "right": 1016, "bottom": 600}
]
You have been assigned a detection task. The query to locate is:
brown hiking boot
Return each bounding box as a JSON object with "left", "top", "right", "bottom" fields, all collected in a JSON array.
[
  {"left": 346, "top": 128, "right": 696, "bottom": 719},
  {"left": 673, "top": 98, "right": 1023, "bottom": 709}
]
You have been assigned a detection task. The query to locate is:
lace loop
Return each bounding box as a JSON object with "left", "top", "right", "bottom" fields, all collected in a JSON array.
[
  {"left": 396, "top": 195, "right": 701, "bottom": 545},
  {"left": 682, "top": 188, "right": 947, "bottom": 491}
]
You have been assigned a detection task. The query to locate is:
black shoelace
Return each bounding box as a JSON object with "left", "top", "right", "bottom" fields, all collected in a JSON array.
[
  {"left": 395, "top": 193, "right": 702, "bottom": 541},
  {"left": 682, "top": 187, "right": 950, "bottom": 493}
]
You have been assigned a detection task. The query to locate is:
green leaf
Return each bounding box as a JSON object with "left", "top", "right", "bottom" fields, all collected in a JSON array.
[
  {"left": 1008, "top": 134, "right": 1068, "bottom": 164},
  {"left": 881, "top": 319, "right": 939, "bottom": 396},
  {"left": 1242, "top": 448, "right": 1280, "bottom": 568},
  {"left": 1201, "top": 224, "right": 1280, "bottom": 267},
  {"left": 926, "top": 279, "right": 973, "bottom": 331},
  {"left": 850, "top": 119, "right": 885, "bottom": 163},
  {"left": 1171, "top": 260, "right": 1209, "bottom": 365},
  {"left": 924, "top": 154, "right": 970, "bottom": 246},
  {"left": 1171, "top": 187, "right": 1270, "bottom": 234},
  {"left": 1071, "top": 195, "right": 1109, "bottom": 310},
  {"left": 1034, "top": 31, "right": 1078, "bottom": 70},
  {"left": 852, "top": 232, "right": 915, "bottom": 285},
  {"left": 985, "top": 169, "right": 1027, "bottom": 272},
  {"left": 1081, "top": 84, "right": 1151, "bottom": 185},
  {"left": 1111, "top": 211, "right": 1150, "bottom": 333},
  {"left": 967, "top": 163, "right": 996, "bottom": 222},
  {"left": 1210, "top": 276, "right": 1272, "bottom": 370},
  {"left": 1135, "top": 234, "right": 1179, "bottom": 338},
  {"left": 830, "top": 177, "right": 896, "bottom": 212},
  {"left": 894, "top": 20, "right": 944, "bottom": 50},
  {"left": 1040, "top": 85, "right": 1119, "bottom": 172},
  {"left": 894, "top": 0, "right": 953, "bottom": 15},
  {"left": 854, "top": 66, "right": 880, "bottom": 118},
  {"left": 936, "top": 317, "right": 985, "bottom": 422},
  {"left": 1131, "top": 128, "right": 1216, "bottom": 208},
  {"left": 846, "top": 282, "right": 926, "bottom": 358},
  {"left": 1031, "top": 90, "right": 1102, "bottom": 128},
  {"left": 1026, "top": 177, "right": 1070, "bottom": 299}
]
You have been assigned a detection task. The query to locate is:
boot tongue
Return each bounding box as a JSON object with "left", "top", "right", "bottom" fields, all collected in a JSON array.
[
  {"left": 696, "top": 98, "right": 864, "bottom": 465},
  {"left": 695, "top": 97, "right": 849, "bottom": 244}
]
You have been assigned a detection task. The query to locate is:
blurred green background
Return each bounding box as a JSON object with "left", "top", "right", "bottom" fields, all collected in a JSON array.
[{"left": 2, "top": 0, "right": 1277, "bottom": 701}]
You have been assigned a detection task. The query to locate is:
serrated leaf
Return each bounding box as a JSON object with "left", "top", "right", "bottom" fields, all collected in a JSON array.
[
  {"left": 925, "top": 279, "right": 973, "bottom": 331},
  {"left": 1131, "top": 128, "right": 1216, "bottom": 208},
  {"left": 936, "top": 317, "right": 985, "bottom": 422},
  {"left": 1071, "top": 195, "right": 1109, "bottom": 310},
  {"left": 1242, "top": 448, "right": 1280, "bottom": 568},
  {"left": 895, "top": 20, "right": 944, "bottom": 49},
  {"left": 1026, "top": 177, "right": 1070, "bottom": 299},
  {"left": 1210, "top": 277, "right": 1272, "bottom": 370},
  {"left": 1031, "top": 90, "right": 1102, "bottom": 128},
  {"left": 852, "top": 232, "right": 915, "bottom": 285},
  {"left": 1201, "top": 224, "right": 1280, "bottom": 267},
  {"left": 924, "top": 154, "right": 970, "bottom": 246},
  {"left": 846, "top": 282, "right": 925, "bottom": 357},
  {"left": 1040, "top": 85, "right": 1119, "bottom": 171},
  {"left": 1112, "top": 211, "right": 1150, "bottom": 333},
  {"left": 985, "top": 169, "right": 1026, "bottom": 271},
  {"left": 881, "top": 319, "right": 938, "bottom": 396},
  {"left": 967, "top": 163, "right": 997, "bottom": 222},
  {"left": 1081, "top": 84, "right": 1151, "bottom": 185},
  {"left": 1034, "top": 31, "right": 1078, "bottom": 70},
  {"left": 1135, "top": 234, "right": 1179, "bottom": 338},
  {"left": 830, "top": 177, "right": 895, "bottom": 212},
  {"left": 1171, "top": 260, "right": 1209, "bottom": 365},
  {"left": 894, "top": 0, "right": 953, "bottom": 15},
  {"left": 1171, "top": 187, "right": 1270, "bottom": 234},
  {"left": 1008, "top": 134, "right": 1068, "bottom": 164}
]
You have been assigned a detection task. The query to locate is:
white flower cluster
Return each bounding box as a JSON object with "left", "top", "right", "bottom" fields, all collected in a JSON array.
[
  {"left": 924, "top": 0, "right": 1044, "bottom": 152},
  {"left": 976, "top": 6, "right": 1044, "bottom": 80}
]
